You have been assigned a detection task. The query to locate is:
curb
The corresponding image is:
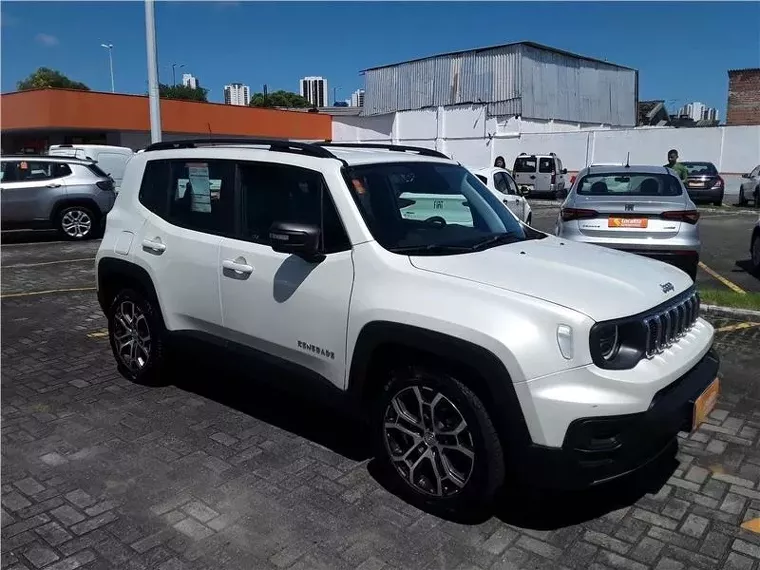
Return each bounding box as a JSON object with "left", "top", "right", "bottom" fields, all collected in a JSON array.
[{"left": 702, "top": 304, "right": 760, "bottom": 320}]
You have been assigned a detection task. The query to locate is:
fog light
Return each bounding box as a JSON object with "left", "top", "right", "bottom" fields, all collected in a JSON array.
[{"left": 557, "top": 324, "right": 574, "bottom": 360}]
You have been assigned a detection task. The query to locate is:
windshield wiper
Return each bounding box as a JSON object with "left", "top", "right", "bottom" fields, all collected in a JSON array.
[
  {"left": 388, "top": 243, "right": 473, "bottom": 254},
  {"left": 469, "top": 233, "right": 521, "bottom": 251}
]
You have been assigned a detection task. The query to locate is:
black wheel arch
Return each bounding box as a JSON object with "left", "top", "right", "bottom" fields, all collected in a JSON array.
[
  {"left": 347, "top": 321, "right": 533, "bottom": 457},
  {"left": 97, "top": 258, "right": 161, "bottom": 318}
]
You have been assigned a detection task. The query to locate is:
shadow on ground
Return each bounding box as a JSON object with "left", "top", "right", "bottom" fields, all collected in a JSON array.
[
  {"left": 163, "top": 340, "right": 679, "bottom": 530},
  {"left": 1, "top": 229, "right": 65, "bottom": 244}
]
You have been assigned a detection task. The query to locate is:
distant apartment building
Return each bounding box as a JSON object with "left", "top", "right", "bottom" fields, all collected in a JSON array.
[
  {"left": 727, "top": 68, "right": 760, "bottom": 126},
  {"left": 182, "top": 73, "right": 199, "bottom": 89},
  {"left": 300, "top": 76, "right": 328, "bottom": 107},
  {"left": 224, "top": 83, "right": 250, "bottom": 106},
  {"left": 350, "top": 89, "right": 365, "bottom": 107},
  {"left": 678, "top": 101, "right": 718, "bottom": 122}
]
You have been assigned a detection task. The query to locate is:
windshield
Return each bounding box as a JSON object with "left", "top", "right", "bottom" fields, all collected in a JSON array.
[
  {"left": 683, "top": 162, "right": 718, "bottom": 176},
  {"left": 576, "top": 172, "right": 683, "bottom": 197},
  {"left": 344, "top": 162, "right": 539, "bottom": 255}
]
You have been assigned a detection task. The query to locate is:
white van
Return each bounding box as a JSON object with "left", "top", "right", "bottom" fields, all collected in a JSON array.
[{"left": 48, "top": 145, "right": 134, "bottom": 191}]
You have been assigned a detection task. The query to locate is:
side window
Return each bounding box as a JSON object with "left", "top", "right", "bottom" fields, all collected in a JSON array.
[
  {"left": 240, "top": 162, "right": 350, "bottom": 254},
  {"left": 139, "top": 160, "right": 172, "bottom": 216},
  {"left": 52, "top": 163, "right": 72, "bottom": 178},
  {"left": 538, "top": 158, "right": 555, "bottom": 173},
  {"left": 167, "top": 160, "right": 235, "bottom": 236},
  {"left": 475, "top": 174, "right": 488, "bottom": 185},
  {"left": 0, "top": 161, "right": 17, "bottom": 182},
  {"left": 494, "top": 172, "right": 509, "bottom": 194},
  {"left": 751, "top": 166, "right": 760, "bottom": 178},
  {"left": 505, "top": 173, "right": 519, "bottom": 195}
]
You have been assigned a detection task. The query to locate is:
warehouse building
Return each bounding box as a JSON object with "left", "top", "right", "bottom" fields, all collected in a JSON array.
[{"left": 361, "top": 41, "right": 639, "bottom": 128}]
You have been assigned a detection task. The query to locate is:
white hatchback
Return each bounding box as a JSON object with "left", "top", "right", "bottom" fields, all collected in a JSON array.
[{"left": 472, "top": 166, "right": 533, "bottom": 224}]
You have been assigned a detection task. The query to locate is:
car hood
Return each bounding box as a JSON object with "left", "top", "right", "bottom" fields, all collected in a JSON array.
[{"left": 408, "top": 236, "right": 694, "bottom": 321}]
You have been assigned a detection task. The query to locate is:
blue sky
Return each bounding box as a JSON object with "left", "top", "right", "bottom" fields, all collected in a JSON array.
[{"left": 2, "top": 1, "right": 758, "bottom": 119}]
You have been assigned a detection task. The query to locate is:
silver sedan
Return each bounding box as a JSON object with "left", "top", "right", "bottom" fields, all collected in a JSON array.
[{"left": 554, "top": 164, "right": 701, "bottom": 280}]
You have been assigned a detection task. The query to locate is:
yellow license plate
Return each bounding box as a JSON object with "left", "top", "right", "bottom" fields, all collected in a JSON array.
[
  {"left": 693, "top": 378, "right": 720, "bottom": 431},
  {"left": 609, "top": 217, "right": 648, "bottom": 228}
]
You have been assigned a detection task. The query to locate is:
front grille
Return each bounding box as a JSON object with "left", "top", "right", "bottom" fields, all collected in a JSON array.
[{"left": 643, "top": 291, "right": 700, "bottom": 357}]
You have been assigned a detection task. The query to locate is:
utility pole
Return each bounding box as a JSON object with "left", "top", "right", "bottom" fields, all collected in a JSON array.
[
  {"left": 101, "top": 44, "right": 115, "bottom": 93},
  {"left": 145, "top": 0, "right": 162, "bottom": 143},
  {"left": 172, "top": 63, "right": 184, "bottom": 86}
]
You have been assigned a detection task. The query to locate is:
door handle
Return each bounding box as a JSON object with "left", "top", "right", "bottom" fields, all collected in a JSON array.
[
  {"left": 46, "top": 183, "right": 62, "bottom": 188},
  {"left": 222, "top": 258, "right": 253, "bottom": 275},
  {"left": 142, "top": 238, "right": 166, "bottom": 253}
]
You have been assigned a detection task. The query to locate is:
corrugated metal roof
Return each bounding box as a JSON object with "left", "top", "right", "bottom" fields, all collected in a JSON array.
[
  {"left": 362, "top": 41, "right": 636, "bottom": 73},
  {"left": 363, "top": 44, "right": 521, "bottom": 116}
]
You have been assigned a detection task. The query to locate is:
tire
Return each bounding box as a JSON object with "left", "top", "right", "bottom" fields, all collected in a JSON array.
[
  {"left": 526, "top": 213, "right": 532, "bottom": 226},
  {"left": 551, "top": 190, "right": 558, "bottom": 201},
  {"left": 108, "top": 288, "right": 167, "bottom": 385},
  {"left": 713, "top": 199, "right": 722, "bottom": 207},
  {"left": 372, "top": 362, "right": 505, "bottom": 518},
  {"left": 739, "top": 188, "right": 747, "bottom": 206},
  {"left": 751, "top": 233, "right": 760, "bottom": 276},
  {"left": 686, "top": 261, "right": 698, "bottom": 282},
  {"left": 755, "top": 187, "right": 760, "bottom": 208},
  {"left": 57, "top": 205, "right": 97, "bottom": 240}
]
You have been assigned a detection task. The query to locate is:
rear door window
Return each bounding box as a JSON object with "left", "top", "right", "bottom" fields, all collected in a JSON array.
[
  {"left": 538, "top": 158, "right": 555, "bottom": 173},
  {"left": 494, "top": 172, "right": 510, "bottom": 194},
  {"left": 513, "top": 157, "right": 537, "bottom": 173}
]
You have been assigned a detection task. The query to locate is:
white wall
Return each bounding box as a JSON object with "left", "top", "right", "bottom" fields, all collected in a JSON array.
[{"left": 332, "top": 105, "right": 760, "bottom": 194}]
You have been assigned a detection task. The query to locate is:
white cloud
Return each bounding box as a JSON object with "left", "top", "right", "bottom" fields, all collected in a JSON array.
[{"left": 35, "top": 33, "right": 59, "bottom": 47}]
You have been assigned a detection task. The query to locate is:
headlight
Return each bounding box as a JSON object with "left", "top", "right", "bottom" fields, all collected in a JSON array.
[
  {"left": 597, "top": 325, "right": 620, "bottom": 361},
  {"left": 589, "top": 321, "right": 645, "bottom": 370}
]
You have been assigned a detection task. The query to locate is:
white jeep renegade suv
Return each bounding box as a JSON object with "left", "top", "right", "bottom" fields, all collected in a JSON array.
[{"left": 96, "top": 139, "right": 720, "bottom": 516}]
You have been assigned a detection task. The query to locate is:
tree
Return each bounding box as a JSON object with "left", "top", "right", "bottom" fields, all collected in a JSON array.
[
  {"left": 157, "top": 83, "right": 208, "bottom": 102},
  {"left": 16, "top": 67, "right": 90, "bottom": 91},
  {"left": 249, "top": 90, "right": 312, "bottom": 108}
]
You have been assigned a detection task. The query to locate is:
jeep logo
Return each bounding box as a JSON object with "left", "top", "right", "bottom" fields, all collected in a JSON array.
[{"left": 660, "top": 282, "right": 674, "bottom": 294}]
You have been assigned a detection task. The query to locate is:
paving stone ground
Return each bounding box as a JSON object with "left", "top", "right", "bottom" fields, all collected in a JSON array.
[{"left": 2, "top": 237, "right": 760, "bottom": 570}]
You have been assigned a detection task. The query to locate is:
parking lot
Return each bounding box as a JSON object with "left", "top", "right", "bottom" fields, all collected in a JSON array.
[{"left": 2, "top": 207, "right": 760, "bottom": 570}]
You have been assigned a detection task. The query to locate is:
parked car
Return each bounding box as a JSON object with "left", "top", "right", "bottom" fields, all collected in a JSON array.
[
  {"left": 1, "top": 155, "right": 116, "bottom": 239},
  {"left": 739, "top": 165, "right": 760, "bottom": 207},
  {"left": 555, "top": 164, "right": 701, "bottom": 280},
  {"left": 680, "top": 162, "right": 724, "bottom": 206},
  {"left": 96, "top": 138, "right": 718, "bottom": 517},
  {"left": 512, "top": 152, "right": 567, "bottom": 199},
  {"left": 48, "top": 144, "right": 134, "bottom": 192},
  {"left": 751, "top": 218, "right": 760, "bottom": 275},
  {"left": 472, "top": 167, "right": 533, "bottom": 224}
]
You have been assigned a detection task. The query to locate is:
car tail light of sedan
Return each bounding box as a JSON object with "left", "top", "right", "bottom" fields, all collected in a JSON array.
[
  {"left": 711, "top": 176, "right": 724, "bottom": 190},
  {"left": 662, "top": 210, "right": 700, "bottom": 224},
  {"left": 570, "top": 175, "right": 577, "bottom": 185},
  {"left": 561, "top": 207, "right": 598, "bottom": 221}
]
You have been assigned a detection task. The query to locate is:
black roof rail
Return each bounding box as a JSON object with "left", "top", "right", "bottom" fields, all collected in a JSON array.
[
  {"left": 316, "top": 142, "right": 450, "bottom": 160},
  {"left": 142, "top": 137, "right": 341, "bottom": 161}
]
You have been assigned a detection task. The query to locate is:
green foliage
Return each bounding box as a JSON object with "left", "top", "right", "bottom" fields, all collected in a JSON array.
[
  {"left": 249, "top": 90, "right": 312, "bottom": 108},
  {"left": 158, "top": 83, "right": 209, "bottom": 102},
  {"left": 17, "top": 67, "right": 90, "bottom": 91}
]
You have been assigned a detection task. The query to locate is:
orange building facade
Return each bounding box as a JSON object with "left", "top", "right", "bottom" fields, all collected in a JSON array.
[{"left": 1, "top": 88, "right": 333, "bottom": 153}]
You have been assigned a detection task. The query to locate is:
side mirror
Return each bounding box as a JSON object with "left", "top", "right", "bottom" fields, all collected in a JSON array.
[
  {"left": 561, "top": 168, "right": 568, "bottom": 175},
  {"left": 519, "top": 186, "right": 530, "bottom": 196},
  {"left": 269, "top": 221, "right": 324, "bottom": 263},
  {"left": 742, "top": 173, "right": 752, "bottom": 179}
]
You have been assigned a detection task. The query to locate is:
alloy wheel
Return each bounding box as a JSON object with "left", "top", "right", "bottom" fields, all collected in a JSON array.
[
  {"left": 753, "top": 235, "right": 760, "bottom": 269},
  {"left": 383, "top": 385, "right": 475, "bottom": 497},
  {"left": 112, "top": 300, "right": 151, "bottom": 373},
  {"left": 61, "top": 208, "right": 92, "bottom": 238}
]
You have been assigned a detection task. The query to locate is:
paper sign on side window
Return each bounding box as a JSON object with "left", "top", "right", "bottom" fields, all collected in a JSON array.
[{"left": 187, "top": 163, "right": 211, "bottom": 213}]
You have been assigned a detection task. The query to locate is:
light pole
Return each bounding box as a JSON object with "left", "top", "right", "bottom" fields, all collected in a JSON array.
[
  {"left": 145, "top": 0, "right": 162, "bottom": 143},
  {"left": 172, "top": 63, "right": 184, "bottom": 86},
  {"left": 101, "top": 43, "right": 114, "bottom": 93}
]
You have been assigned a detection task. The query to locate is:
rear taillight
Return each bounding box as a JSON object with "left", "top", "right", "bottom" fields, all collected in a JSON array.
[
  {"left": 570, "top": 175, "right": 577, "bottom": 185},
  {"left": 551, "top": 173, "right": 557, "bottom": 184},
  {"left": 96, "top": 180, "right": 114, "bottom": 191},
  {"left": 561, "top": 207, "right": 598, "bottom": 221},
  {"left": 711, "top": 176, "right": 724, "bottom": 189},
  {"left": 662, "top": 210, "right": 700, "bottom": 224}
]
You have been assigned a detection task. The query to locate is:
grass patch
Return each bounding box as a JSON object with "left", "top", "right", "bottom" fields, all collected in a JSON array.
[{"left": 698, "top": 288, "right": 760, "bottom": 311}]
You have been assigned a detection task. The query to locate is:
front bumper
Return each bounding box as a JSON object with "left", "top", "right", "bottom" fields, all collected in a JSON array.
[{"left": 514, "top": 349, "right": 719, "bottom": 489}]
